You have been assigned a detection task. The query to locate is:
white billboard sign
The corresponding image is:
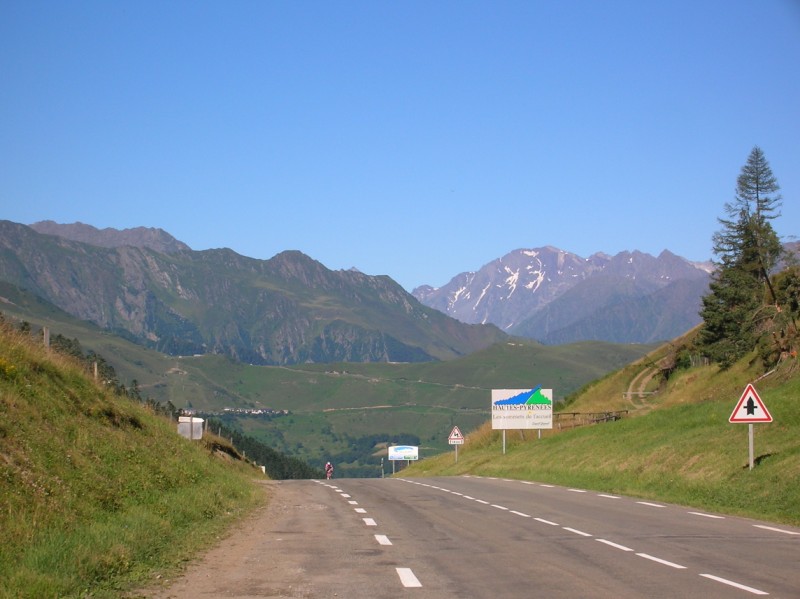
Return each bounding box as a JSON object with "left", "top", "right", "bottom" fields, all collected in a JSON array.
[
  {"left": 177, "top": 416, "right": 204, "bottom": 440},
  {"left": 491, "top": 387, "right": 553, "bottom": 430},
  {"left": 388, "top": 445, "right": 419, "bottom": 461}
]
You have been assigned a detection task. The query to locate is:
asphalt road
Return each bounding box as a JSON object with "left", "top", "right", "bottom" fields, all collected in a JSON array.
[{"left": 146, "top": 476, "right": 800, "bottom": 598}]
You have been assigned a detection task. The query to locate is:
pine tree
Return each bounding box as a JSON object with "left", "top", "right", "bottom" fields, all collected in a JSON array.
[
  {"left": 719, "top": 146, "right": 783, "bottom": 301},
  {"left": 699, "top": 147, "right": 785, "bottom": 367},
  {"left": 734, "top": 146, "right": 781, "bottom": 222},
  {"left": 699, "top": 260, "right": 761, "bottom": 368}
]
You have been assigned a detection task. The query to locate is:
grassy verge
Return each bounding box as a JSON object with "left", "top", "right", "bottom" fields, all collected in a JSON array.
[{"left": 0, "top": 324, "right": 266, "bottom": 598}]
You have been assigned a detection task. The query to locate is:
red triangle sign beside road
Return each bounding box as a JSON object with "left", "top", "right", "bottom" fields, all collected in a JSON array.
[{"left": 729, "top": 384, "right": 773, "bottom": 423}]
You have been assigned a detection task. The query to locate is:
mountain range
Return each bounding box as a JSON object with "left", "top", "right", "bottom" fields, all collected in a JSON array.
[
  {"left": 0, "top": 220, "right": 712, "bottom": 362},
  {"left": 1, "top": 220, "right": 505, "bottom": 365},
  {"left": 412, "top": 247, "right": 712, "bottom": 344}
]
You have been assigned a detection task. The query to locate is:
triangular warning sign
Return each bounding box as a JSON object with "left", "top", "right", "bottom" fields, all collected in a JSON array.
[
  {"left": 449, "top": 426, "right": 463, "bottom": 440},
  {"left": 729, "top": 384, "right": 773, "bottom": 423}
]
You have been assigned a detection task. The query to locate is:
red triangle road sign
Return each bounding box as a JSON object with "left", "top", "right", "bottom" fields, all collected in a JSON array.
[
  {"left": 729, "top": 384, "right": 773, "bottom": 423},
  {"left": 449, "top": 426, "right": 464, "bottom": 443}
]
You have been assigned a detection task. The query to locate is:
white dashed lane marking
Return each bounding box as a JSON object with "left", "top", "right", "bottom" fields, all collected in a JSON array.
[
  {"left": 563, "top": 527, "right": 592, "bottom": 537},
  {"left": 636, "top": 553, "right": 686, "bottom": 569},
  {"left": 393, "top": 478, "right": 781, "bottom": 596},
  {"left": 699, "top": 574, "right": 768, "bottom": 595},
  {"left": 688, "top": 511, "right": 724, "bottom": 519},
  {"left": 375, "top": 534, "right": 393, "bottom": 546},
  {"left": 396, "top": 568, "right": 422, "bottom": 588},
  {"left": 753, "top": 524, "right": 800, "bottom": 535},
  {"left": 596, "top": 539, "right": 634, "bottom": 552}
]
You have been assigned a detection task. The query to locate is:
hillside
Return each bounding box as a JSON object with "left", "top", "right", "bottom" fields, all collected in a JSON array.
[
  {"left": 0, "top": 320, "right": 266, "bottom": 597},
  {"left": 405, "top": 332, "right": 800, "bottom": 526},
  {"left": 0, "top": 220, "right": 507, "bottom": 365}
]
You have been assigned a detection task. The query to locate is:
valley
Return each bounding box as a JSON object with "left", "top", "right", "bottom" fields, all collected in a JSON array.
[{"left": 0, "top": 280, "right": 656, "bottom": 476}]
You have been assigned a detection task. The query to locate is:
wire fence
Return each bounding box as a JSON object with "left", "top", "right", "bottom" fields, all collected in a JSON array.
[{"left": 553, "top": 410, "right": 629, "bottom": 431}]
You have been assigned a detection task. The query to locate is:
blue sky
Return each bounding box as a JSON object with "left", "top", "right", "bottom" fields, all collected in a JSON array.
[{"left": 2, "top": 1, "right": 799, "bottom": 291}]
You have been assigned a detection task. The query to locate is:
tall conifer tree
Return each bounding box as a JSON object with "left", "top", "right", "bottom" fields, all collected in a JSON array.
[{"left": 700, "top": 147, "right": 784, "bottom": 367}]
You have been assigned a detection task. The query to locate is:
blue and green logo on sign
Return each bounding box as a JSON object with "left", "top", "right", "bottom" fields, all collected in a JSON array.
[{"left": 493, "top": 385, "right": 552, "bottom": 406}]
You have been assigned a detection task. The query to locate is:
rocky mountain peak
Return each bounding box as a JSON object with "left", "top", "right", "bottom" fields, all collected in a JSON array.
[{"left": 412, "top": 245, "right": 711, "bottom": 342}]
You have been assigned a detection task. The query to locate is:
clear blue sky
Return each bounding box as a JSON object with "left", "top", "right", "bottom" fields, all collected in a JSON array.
[{"left": 2, "top": 1, "right": 799, "bottom": 291}]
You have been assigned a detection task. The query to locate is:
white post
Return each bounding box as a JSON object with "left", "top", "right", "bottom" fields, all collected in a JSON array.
[
  {"left": 502, "top": 430, "right": 506, "bottom": 455},
  {"left": 748, "top": 423, "right": 754, "bottom": 470}
]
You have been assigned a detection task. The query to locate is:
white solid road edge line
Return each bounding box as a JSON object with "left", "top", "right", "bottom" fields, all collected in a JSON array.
[
  {"left": 396, "top": 568, "right": 422, "bottom": 588},
  {"left": 699, "top": 573, "right": 768, "bottom": 595}
]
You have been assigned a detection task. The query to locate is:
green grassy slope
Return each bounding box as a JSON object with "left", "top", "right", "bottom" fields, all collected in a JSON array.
[
  {"left": 0, "top": 322, "right": 265, "bottom": 598},
  {"left": 0, "top": 286, "right": 658, "bottom": 474},
  {"left": 405, "top": 338, "right": 800, "bottom": 526},
  {"left": 158, "top": 339, "right": 655, "bottom": 475}
]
